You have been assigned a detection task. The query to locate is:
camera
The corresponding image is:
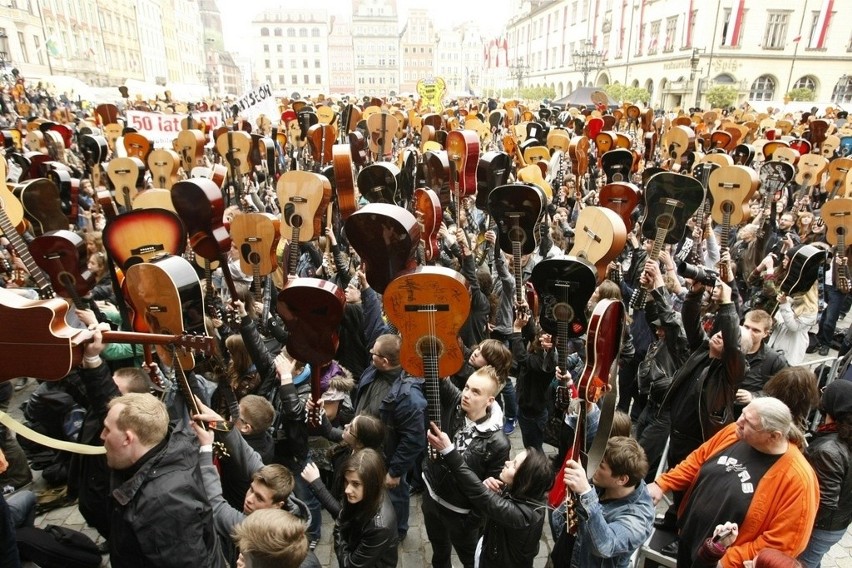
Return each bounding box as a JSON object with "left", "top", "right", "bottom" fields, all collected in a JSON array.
[{"left": 677, "top": 262, "right": 719, "bottom": 286}]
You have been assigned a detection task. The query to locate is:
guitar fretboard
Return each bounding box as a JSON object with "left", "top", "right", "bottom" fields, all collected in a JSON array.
[{"left": 0, "top": 206, "right": 54, "bottom": 298}]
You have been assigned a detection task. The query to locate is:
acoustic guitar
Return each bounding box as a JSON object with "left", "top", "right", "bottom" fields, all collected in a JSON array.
[
  {"left": 0, "top": 195, "right": 55, "bottom": 299},
  {"left": 488, "top": 183, "right": 545, "bottom": 314},
  {"left": 598, "top": 182, "right": 640, "bottom": 234},
  {"left": 276, "top": 171, "right": 332, "bottom": 275},
  {"left": 630, "top": 172, "right": 705, "bottom": 310},
  {"left": 175, "top": 129, "right": 206, "bottom": 175},
  {"left": 0, "top": 288, "right": 213, "bottom": 383},
  {"left": 331, "top": 144, "right": 357, "bottom": 220},
  {"left": 413, "top": 187, "right": 442, "bottom": 263},
  {"left": 366, "top": 111, "right": 400, "bottom": 158},
  {"left": 821, "top": 198, "right": 852, "bottom": 293},
  {"left": 530, "top": 256, "right": 598, "bottom": 339},
  {"left": 384, "top": 266, "right": 470, "bottom": 452},
  {"left": 307, "top": 123, "right": 337, "bottom": 167},
  {"left": 28, "top": 230, "right": 95, "bottom": 309},
  {"left": 277, "top": 277, "right": 345, "bottom": 424},
  {"left": 148, "top": 148, "right": 181, "bottom": 189},
  {"left": 475, "top": 151, "right": 512, "bottom": 210},
  {"left": 707, "top": 165, "right": 759, "bottom": 280},
  {"left": 107, "top": 156, "right": 146, "bottom": 211},
  {"left": 344, "top": 203, "right": 420, "bottom": 294},
  {"left": 357, "top": 162, "right": 402, "bottom": 205},
  {"left": 124, "top": 254, "right": 207, "bottom": 370},
  {"left": 0, "top": 156, "right": 25, "bottom": 230},
  {"left": 229, "top": 211, "right": 281, "bottom": 299},
  {"left": 13, "top": 178, "right": 69, "bottom": 236},
  {"left": 568, "top": 206, "right": 628, "bottom": 281},
  {"left": 123, "top": 132, "right": 152, "bottom": 163},
  {"left": 600, "top": 148, "right": 634, "bottom": 183},
  {"left": 825, "top": 157, "right": 852, "bottom": 200},
  {"left": 44, "top": 165, "right": 79, "bottom": 224},
  {"left": 547, "top": 297, "right": 624, "bottom": 524},
  {"left": 102, "top": 208, "right": 186, "bottom": 270}
]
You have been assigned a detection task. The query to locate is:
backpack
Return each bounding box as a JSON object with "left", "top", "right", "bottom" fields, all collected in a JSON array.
[{"left": 16, "top": 524, "right": 101, "bottom": 568}]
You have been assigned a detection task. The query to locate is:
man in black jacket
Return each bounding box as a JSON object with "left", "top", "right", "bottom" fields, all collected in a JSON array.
[
  {"left": 422, "top": 366, "right": 510, "bottom": 568},
  {"left": 735, "top": 308, "right": 788, "bottom": 418}
]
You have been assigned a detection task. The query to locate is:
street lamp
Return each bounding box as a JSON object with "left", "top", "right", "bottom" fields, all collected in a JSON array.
[
  {"left": 572, "top": 39, "right": 604, "bottom": 87},
  {"left": 510, "top": 58, "right": 528, "bottom": 98}
]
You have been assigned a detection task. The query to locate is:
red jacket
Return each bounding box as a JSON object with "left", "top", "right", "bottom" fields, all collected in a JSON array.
[{"left": 657, "top": 423, "right": 819, "bottom": 567}]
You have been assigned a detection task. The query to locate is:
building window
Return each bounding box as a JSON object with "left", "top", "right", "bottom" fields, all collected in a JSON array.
[
  {"left": 664, "top": 16, "right": 677, "bottom": 52},
  {"left": 279, "top": 74, "right": 285, "bottom": 84},
  {"left": 17, "top": 31, "right": 27, "bottom": 62},
  {"left": 648, "top": 20, "right": 660, "bottom": 54},
  {"left": 33, "top": 35, "right": 43, "bottom": 65},
  {"left": 793, "top": 76, "right": 816, "bottom": 92},
  {"left": 260, "top": 27, "right": 269, "bottom": 37},
  {"left": 763, "top": 11, "right": 789, "bottom": 49},
  {"left": 303, "top": 59, "right": 308, "bottom": 68},
  {"left": 299, "top": 29, "right": 308, "bottom": 38},
  {"left": 312, "top": 28, "right": 320, "bottom": 37},
  {"left": 287, "top": 28, "right": 295, "bottom": 38},
  {"left": 749, "top": 75, "right": 776, "bottom": 101},
  {"left": 832, "top": 76, "right": 851, "bottom": 103},
  {"left": 277, "top": 45, "right": 282, "bottom": 52},
  {"left": 275, "top": 28, "right": 283, "bottom": 37},
  {"left": 263, "top": 44, "right": 269, "bottom": 52},
  {"left": 314, "top": 60, "right": 320, "bottom": 68},
  {"left": 315, "top": 74, "right": 321, "bottom": 83},
  {"left": 290, "top": 45, "right": 295, "bottom": 53},
  {"left": 314, "top": 45, "right": 319, "bottom": 53},
  {"left": 303, "top": 74, "right": 309, "bottom": 83}
]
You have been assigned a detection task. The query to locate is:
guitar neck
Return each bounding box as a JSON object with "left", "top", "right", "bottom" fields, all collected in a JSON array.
[{"left": 0, "top": 206, "right": 54, "bottom": 297}]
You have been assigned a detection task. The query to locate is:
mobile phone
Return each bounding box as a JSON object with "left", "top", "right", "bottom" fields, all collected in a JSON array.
[{"left": 712, "top": 528, "right": 732, "bottom": 543}]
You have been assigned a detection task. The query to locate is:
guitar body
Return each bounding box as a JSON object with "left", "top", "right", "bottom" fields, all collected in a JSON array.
[
  {"left": 276, "top": 170, "right": 332, "bottom": 242},
  {"left": 148, "top": 148, "right": 181, "bottom": 189},
  {"left": 107, "top": 157, "right": 146, "bottom": 209},
  {"left": 517, "top": 163, "right": 553, "bottom": 199},
  {"left": 476, "top": 151, "right": 512, "bottom": 209},
  {"left": 123, "top": 133, "right": 152, "bottom": 163},
  {"left": 216, "top": 130, "right": 253, "bottom": 179},
  {"left": 640, "top": 172, "right": 705, "bottom": 243},
  {"left": 0, "top": 289, "right": 86, "bottom": 382},
  {"left": 598, "top": 182, "right": 639, "bottom": 234},
  {"left": 825, "top": 158, "right": 852, "bottom": 199},
  {"left": 277, "top": 278, "right": 345, "bottom": 400},
  {"left": 103, "top": 208, "right": 187, "bottom": 270},
  {"left": 176, "top": 129, "right": 206, "bottom": 174},
  {"left": 307, "top": 123, "right": 337, "bottom": 165},
  {"left": 821, "top": 198, "right": 852, "bottom": 293},
  {"left": 230, "top": 211, "right": 281, "bottom": 276},
  {"left": 344, "top": 203, "right": 420, "bottom": 294},
  {"left": 366, "top": 112, "right": 400, "bottom": 157},
  {"left": 132, "top": 188, "right": 177, "bottom": 213},
  {"left": 530, "top": 257, "right": 598, "bottom": 338},
  {"left": 568, "top": 206, "right": 628, "bottom": 280},
  {"left": 759, "top": 161, "right": 795, "bottom": 200},
  {"left": 413, "top": 187, "right": 442, "bottom": 262},
  {"left": 568, "top": 136, "right": 590, "bottom": 177},
  {"left": 548, "top": 297, "right": 624, "bottom": 510},
  {"left": 332, "top": 144, "right": 357, "bottom": 220},
  {"left": 0, "top": 170, "right": 25, "bottom": 229},
  {"left": 28, "top": 230, "right": 95, "bottom": 302},
  {"left": 422, "top": 151, "right": 451, "bottom": 206},
  {"left": 171, "top": 178, "right": 230, "bottom": 262},
  {"left": 600, "top": 149, "right": 634, "bottom": 183},
  {"left": 357, "top": 162, "right": 402, "bottom": 205},
  {"left": 383, "top": 266, "right": 470, "bottom": 377},
  {"left": 124, "top": 255, "right": 206, "bottom": 369},
  {"left": 779, "top": 244, "right": 826, "bottom": 297},
  {"left": 794, "top": 154, "right": 828, "bottom": 189},
  {"left": 708, "top": 165, "right": 759, "bottom": 227},
  {"left": 445, "top": 129, "right": 479, "bottom": 197},
  {"left": 14, "top": 178, "right": 68, "bottom": 236},
  {"left": 44, "top": 166, "right": 79, "bottom": 224},
  {"left": 488, "top": 184, "right": 545, "bottom": 256}
]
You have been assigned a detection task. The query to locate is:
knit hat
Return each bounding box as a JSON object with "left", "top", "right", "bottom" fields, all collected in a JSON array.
[{"left": 820, "top": 380, "right": 852, "bottom": 417}]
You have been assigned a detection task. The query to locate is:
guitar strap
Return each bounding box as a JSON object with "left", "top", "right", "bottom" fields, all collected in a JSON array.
[{"left": 0, "top": 411, "right": 106, "bottom": 455}]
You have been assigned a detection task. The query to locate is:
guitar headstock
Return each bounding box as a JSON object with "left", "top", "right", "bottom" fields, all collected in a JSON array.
[{"left": 174, "top": 333, "right": 217, "bottom": 356}]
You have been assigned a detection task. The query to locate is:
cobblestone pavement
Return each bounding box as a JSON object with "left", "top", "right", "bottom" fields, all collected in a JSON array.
[{"left": 8, "top": 316, "right": 851, "bottom": 567}]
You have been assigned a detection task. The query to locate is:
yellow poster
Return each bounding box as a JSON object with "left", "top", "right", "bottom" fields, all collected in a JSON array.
[{"left": 416, "top": 77, "right": 446, "bottom": 113}]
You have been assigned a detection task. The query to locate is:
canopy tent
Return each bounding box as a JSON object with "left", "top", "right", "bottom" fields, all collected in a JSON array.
[{"left": 552, "top": 86, "right": 616, "bottom": 108}]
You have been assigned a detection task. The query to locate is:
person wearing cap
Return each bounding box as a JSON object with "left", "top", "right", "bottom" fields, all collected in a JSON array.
[{"left": 798, "top": 379, "right": 852, "bottom": 567}]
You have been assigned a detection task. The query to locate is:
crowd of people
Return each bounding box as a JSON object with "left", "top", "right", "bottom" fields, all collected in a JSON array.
[{"left": 0, "top": 82, "right": 850, "bottom": 568}]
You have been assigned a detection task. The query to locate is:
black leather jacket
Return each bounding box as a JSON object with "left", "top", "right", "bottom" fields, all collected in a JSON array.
[
  {"left": 334, "top": 494, "right": 399, "bottom": 568},
  {"left": 640, "top": 287, "right": 689, "bottom": 403},
  {"left": 806, "top": 430, "right": 852, "bottom": 531},
  {"left": 443, "top": 448, "right": 546, "bottom": 568},
  {"left": 423, "top": 380, "right": 510, "bottom": 512}
]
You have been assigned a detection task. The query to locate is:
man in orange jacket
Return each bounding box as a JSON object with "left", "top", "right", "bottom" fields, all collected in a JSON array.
[{"left": 648, "top": 397, "right": 819, "bottom": 567}]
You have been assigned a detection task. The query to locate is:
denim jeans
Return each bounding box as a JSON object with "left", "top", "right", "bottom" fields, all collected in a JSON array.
[
  {"left": 498, "top": 377, "right": 518, "bottom": 420},
  {"left": 5, "top": 491, "right": 35, "bottom": 529},
  {"left": 798, "top": 527, "right": 847, "bottom": 568},
  {"left": 518, "top": 407, "right": 548, "bottom": 452},
  {"left": 293, "top": 468, "right": 323, "bottom": 541},
  {"left": 388, "top": 475, "right": 410, "bottom": 537},
  {"left": 817, "top": 285, "right": 847, "bottom": 347},
  {"left": 0, "top": 494, "right": 21, "bottom": 568}
]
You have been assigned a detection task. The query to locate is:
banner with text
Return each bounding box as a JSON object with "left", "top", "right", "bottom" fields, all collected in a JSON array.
[
  {"left": 230, "top": 83, "right": 277, "bottom": 124},
  {"left": 126, "top": 110, "right": 223, "bottom": 146}
]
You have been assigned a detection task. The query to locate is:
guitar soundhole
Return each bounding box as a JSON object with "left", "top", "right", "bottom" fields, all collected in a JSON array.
[
  {"left": 655, "top": 214, "right": 674, "bottom": 231},
  {"left": 721, "top": 201, "right": 735, "bottom": 215},
  {"left": 415, "top": 336, "right": 444, "bottom": 360},
  {"left": 508, "top": 226, "right": 526, "bottom": 245},
  {"left": 284, "top": 203, "right": 302, "bottom": 228},
  {"left": 552, "top": 302, "right": 574, "bottom": 323}
]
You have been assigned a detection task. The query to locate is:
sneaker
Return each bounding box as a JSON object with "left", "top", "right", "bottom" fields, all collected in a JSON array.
[
  {"left": 818, "top": 344, "right": 831, "bottom": 356},
  {"left": 308, "top": 539, "right": 319, "bottom": 551},
  {"left": 503, "top": 418, "right": 516, "bottom": 435}
]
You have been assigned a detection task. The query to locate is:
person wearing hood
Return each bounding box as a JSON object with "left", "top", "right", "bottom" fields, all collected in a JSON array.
[{"left": 421, "top": 365, "right": 511, "bottom": 568}]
